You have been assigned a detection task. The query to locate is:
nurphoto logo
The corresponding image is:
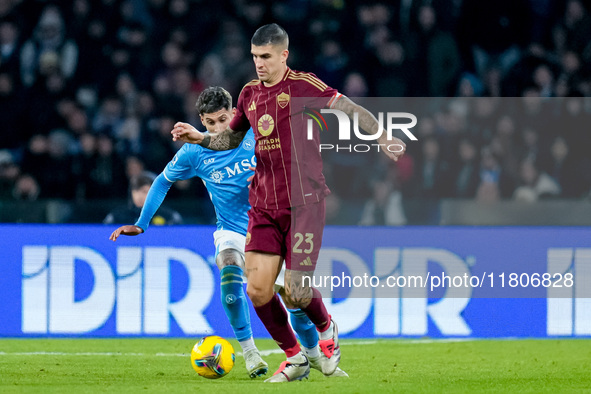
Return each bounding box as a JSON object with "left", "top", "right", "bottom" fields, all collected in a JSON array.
[{"left": 305, "top": 109, "right": 418, "bottom": 153}]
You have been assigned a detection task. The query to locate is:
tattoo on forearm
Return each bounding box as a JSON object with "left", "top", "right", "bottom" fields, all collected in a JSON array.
[
  {"left": 201, "top": 134, "right": 211, "bottom": 148},
  {"left": 201, "top": 128, "right": 247, "bottom": 151},
  {"left": 334, "top": 96, "right": 380, "bottom": 135}
]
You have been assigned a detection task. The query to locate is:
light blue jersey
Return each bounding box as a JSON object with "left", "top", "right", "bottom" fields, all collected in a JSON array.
[{"left": 160, "top": 129, "right": 255, "bottom": 235}]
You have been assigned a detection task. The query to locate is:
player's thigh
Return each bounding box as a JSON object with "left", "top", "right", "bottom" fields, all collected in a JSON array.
[
  {"left": 245, "top": 207, "right": 287, "bottom": 257},
  {"left": 286, "top": 200, "right": 326, "bottom": 272},
  {"left": 244, "top": 250, "right": 283, "bottom": 293}
]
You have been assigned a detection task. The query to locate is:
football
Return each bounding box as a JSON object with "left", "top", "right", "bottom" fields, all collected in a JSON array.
[{"left": 190, "top": 336, "right": 235, "bottom": 379}]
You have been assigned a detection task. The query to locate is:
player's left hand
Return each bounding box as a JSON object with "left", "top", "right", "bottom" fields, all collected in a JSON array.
[
  {"left": 109, "top": 225, "right": 144, "bottom": 241},
  {"left": 379, "top": 135, "right": 406, "bottom": 162},
  {"left": 171, "top": 122, "right": 204, "bottom": 144}
]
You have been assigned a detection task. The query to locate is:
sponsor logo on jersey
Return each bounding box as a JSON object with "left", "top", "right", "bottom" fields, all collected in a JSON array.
[
  {"left": 258, "top": 137, "right": 281, "bottom": 151},
  {"left": 245, "top": 232, "right": 251, "bottom": 245},
  {"left": 209, "top": 169, "right": 224, "bottom": 184},
  {"left": 203, "top": 158, "right": 215, "bottom": 164},
  {"left": 248, "top": 101, "right": 256, "bottom": 111},
  {"left": 277, "top": 92, "right": 290, "bottom": 109},
  {"left": 257, "top": 114, "right": 274, "bottom": 137},
  {"left": 299, "top": 256, "right": 313, "bottom": 266}
]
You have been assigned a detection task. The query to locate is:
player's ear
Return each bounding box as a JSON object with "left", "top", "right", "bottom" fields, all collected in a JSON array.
[
  {"left": 282, "top": 49, "right": 289, "bottom": 63},
  {"left": 231, "top": 108, "right": 237, "bottom": 117}
]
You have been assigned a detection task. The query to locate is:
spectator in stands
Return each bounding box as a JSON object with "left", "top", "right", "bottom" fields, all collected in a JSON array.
[
  {"left": 457, "top": 0, "right": 530, "bottom": 78},
  {"left": 406, "top": 136, "right": 451, "bottom": 199},
  {"left": 0, "top": 18, "right": 21, "bottom": 76},
  {"left": 19, "top": 5, "right": 78, "bottom": 87},
  {"left": 406, "top": 4, "right": 461, "bottom": 96},
  {"left": 544, "top": 136, "right": 586, "bottom": 198},
  {"left": 12, "top": 173, "right": 40, "bottom": 201},
  {"left": 513, "top": 158, "right": 561, "bottom": 202},
  {"left": 0, "top": 72, "right": 26, "bottom": 150},
  {"left": 104, "top": 171, "right": 182, "bottom": 225},
  {"left": 0, "top": 149, "right": 19, "bottom": 199},
  {"left": 449, "top": 137, "right": 481, "bottom": 198},
  {"left": 358, "top": 179, "right": 407, "bottom": 226},
  {"left": 85, "top": 133, "right": 127, "bottom": 199},
  {"left": 476, "top": 146, "right": 515, "bottom": 202}
]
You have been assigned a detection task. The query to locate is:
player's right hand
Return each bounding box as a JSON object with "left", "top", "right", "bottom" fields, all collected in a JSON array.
[
  {"left": 247, "top": 166, "right": 255, "bottom": 189},
  {"left": 171, "top": 122, "right": 204, "bottom": 144},
  {"left": 109, "top": 225, "right": 144, "bottom": 241}
]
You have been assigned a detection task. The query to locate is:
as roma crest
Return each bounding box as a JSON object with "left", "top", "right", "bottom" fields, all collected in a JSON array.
[{"left": 277, "top": 92, "right": 290, "bottom": 109}]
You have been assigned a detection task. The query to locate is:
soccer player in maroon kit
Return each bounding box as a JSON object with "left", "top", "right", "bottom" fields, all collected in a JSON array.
[{"left": 172, "top": 24, "right": 406, "bottom": 382}]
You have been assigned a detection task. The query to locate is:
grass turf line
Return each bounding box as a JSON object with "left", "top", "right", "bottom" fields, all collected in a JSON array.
[{"left": 0, "top": 338, "right": 590, "bottom": 393}]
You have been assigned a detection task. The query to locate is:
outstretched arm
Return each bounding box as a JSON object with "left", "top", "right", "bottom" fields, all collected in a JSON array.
[
  {"left": 332, "top": 96, "right": 406, "bottom": 162},
  {"left": 171, "top": 122, "right": 248, "bottom": 151},
  {"left": 109, "top": 173, "right": 173, "bottom": 241}
]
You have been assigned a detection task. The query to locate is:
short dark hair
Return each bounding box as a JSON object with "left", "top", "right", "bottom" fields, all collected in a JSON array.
[
  {"left": 195, "top": 86, "right": 233, "bottom": 115},
  {"left": 251, "top": 23, "right": 289, "bottom": 48},
  {"left": 130, "top": 171, "right": 156, "bottom": 191}
]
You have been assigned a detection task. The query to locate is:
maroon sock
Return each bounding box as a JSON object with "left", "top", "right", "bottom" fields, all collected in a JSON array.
[
  {"left": 302, "top": 288, "right": 331, "bottom": 332},
  {"left": 254, "top": 294, "right": 300, "bottom": 357}
]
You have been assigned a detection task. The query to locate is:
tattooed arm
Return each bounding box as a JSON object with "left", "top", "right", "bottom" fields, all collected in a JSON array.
[
  {"left": 332, "top": 96, "right": 406, "bottom": 161},
  {"left": 171, "top": 122, "right": 248, "bottom": 151}
]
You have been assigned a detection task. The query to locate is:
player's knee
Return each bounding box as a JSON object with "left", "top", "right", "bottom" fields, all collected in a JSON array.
[
  {"left": 216, "top": 249, "right": 243, "bottom": 270},
  {"left": 246, "top": 282, "right": 273, "bottom": 307}
]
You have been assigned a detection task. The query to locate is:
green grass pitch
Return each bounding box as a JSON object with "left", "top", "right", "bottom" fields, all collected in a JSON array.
[{"left": 1, "top": 338, "right": 590, "bottom": 393}]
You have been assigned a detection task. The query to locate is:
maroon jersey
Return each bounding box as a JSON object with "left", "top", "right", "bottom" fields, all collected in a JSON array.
[{"left": 230, "top": 68, "right": 341, "bottom": 209}]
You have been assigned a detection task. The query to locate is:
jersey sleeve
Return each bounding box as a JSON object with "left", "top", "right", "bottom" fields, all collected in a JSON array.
[
  {"left": 136, "top": 145, "right": 196, "bottom": 231},
  {"left": 134, "top": 173, "right": 173, "bottom": 231},
  {"left": 297, "top": 71, "right": 343, "bottom": 108},
  {"left": 163, "top": 144, "right": 198, "bottom": 182},
  {"left": 229, "top": 88, "right": 252, "bottom": 132},
  {"left": 327, "top": 91, "right": 343, "bottom": 108}
]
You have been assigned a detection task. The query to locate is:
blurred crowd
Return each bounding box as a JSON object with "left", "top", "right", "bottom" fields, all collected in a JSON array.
[{"left": 0, "top": 0, "right": 590, "bottom": 224}]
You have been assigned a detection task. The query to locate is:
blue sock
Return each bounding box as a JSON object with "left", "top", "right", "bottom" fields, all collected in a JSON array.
[
  {"left": 288, "top": 308, "right": 318, "bottom": 349},
  {"left": 220, "top": 265, "right": 252, "bottom": 342}
]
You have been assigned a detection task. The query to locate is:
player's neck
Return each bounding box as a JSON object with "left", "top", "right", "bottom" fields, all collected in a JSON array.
[{"left": 262, "top": 66, "right": 289, "bottom": 88}]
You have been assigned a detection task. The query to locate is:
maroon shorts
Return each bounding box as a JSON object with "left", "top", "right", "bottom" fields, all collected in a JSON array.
[{"left": 245, "top": 200, "right": 326, "bottom": 271}]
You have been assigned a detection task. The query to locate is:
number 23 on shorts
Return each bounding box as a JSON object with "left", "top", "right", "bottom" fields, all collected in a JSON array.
[{"left": 293, "top": 232, "right": 314, "bottom": 254}]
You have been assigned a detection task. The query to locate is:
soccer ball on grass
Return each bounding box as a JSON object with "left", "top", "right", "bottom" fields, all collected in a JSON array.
[{"left": 190, "top": 336, "right": 235, "bottom": 379}]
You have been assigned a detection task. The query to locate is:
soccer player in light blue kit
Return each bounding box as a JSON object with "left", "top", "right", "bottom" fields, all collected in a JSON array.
[{"left": 110, "top": 86, "right": 346, "bottom": 379}]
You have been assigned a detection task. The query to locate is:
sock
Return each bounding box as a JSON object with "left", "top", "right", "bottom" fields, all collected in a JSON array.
[
  {"left": 220, "top": 265, "right": 252, "bottom": 342},
  {"left": 301, "top": 288, "right": 331, "bottom": 332},
  {"left": 319, "top": 320, "right": 333, "bottom": 341},
  {"left": 303, "top": 345, "right": 320, "bottom": 359},
  {"left": 288, "top": 308, "right": 318, "bottom": 350},
  {"left": 254, "top": 294, "right": 300, "bottom": 357},
  {"left": 239, "top": 337, "right": 256, "bottom": 353}
]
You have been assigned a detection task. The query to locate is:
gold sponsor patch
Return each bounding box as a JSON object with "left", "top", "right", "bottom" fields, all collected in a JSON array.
[{"left": 257, "top": 114, "right": 274, "bottom": 136}]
